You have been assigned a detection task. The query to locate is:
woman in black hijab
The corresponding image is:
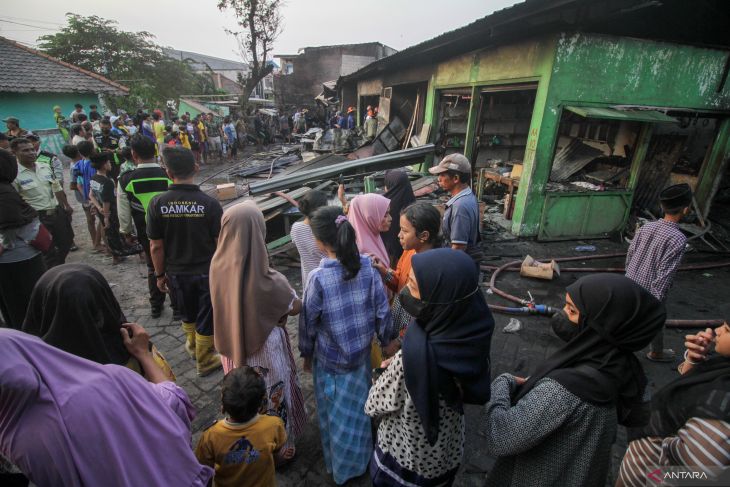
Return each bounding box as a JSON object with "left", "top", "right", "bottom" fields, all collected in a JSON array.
[
  {"left": 617, "top": 322, "right": 730, "bottom": 486},
  {"left": 22, "top": 263, "right": 175, "bottom": 380},
  {"left": 381, "top": 170, "right": 416, "bottom": 265},
  {"left": 0, "top": 148, "right": 46, "bottom": 329},
  {"left": 484, "top": 274, "right": 665, "bottom": 487},
  {"left": 365, "top": 248, "right": 493, "bottom": 486}
]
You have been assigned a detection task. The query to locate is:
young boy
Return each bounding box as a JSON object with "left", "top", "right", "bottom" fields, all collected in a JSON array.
[
  {"left": 71, "top": 141, "right": 102, "bottom": 250},
  {"left": 89, "top": 153, "right": 142, "bottom": 264},
  {"left": 195, "top": 367, "right": 287, "bottom": 487},
  {"left": 626, "top": 183, "right": 691, "bottom": 362},
  {"left": 147, "top": 146, "right": 223, "bottom": 376}
]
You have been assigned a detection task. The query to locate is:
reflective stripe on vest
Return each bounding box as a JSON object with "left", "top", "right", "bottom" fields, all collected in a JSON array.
[{"left": 124, "top": 177, "right": 171, "bottom": 216}]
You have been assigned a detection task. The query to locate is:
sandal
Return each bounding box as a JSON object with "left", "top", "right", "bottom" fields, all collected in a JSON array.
[{"left": 645, "top": 349, "right": 676, "bottom": 362}]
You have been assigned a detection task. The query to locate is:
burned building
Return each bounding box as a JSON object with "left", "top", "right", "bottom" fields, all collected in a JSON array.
[
  {"left": 274, "top": 43, "right": 396, "bottom": 109},
  {"left": 338, "top": 0, "right": 730, "bottom": 240}
]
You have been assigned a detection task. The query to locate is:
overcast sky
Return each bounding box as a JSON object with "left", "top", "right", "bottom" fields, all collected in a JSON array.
[{"left": 1, "top": 0, "right": 519, "bottom": 61}]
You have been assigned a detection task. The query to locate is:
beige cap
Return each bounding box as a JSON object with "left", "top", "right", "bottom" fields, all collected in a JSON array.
[{"left": 428, "top": 153, "right": 471, "bottom": 175}]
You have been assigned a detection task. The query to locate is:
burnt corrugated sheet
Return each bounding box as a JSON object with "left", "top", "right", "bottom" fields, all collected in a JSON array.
[
  {"left": 632, "top": 135, "right": 685, "bottom": 212},
  {"left": 549, "top": 139, "right": 604, "bottom": 182}
]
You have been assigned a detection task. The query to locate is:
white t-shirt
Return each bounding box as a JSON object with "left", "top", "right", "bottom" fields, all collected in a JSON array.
[{"left": 290, "top": 221, "right": 326, "bottom": 291}]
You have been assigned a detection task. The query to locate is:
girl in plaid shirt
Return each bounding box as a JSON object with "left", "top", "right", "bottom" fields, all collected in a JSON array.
[{"left": 299, "top": 205, "right": 398, "bottom": 485}]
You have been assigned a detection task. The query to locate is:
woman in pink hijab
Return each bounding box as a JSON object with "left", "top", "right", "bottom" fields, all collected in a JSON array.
[
  {"left": 348, "top": 193, "right": 392, "bottom": 268},
  {"left": 347, "top": 193, "right": 394, "bottom": 367}
]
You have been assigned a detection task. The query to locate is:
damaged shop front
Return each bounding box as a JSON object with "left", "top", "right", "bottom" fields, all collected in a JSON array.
[
  {"left": 338, "top": 0, "right": 730, "bottom": 240},
  {"left": 428, "top": 34, "right": 730, "bottom": 241}
]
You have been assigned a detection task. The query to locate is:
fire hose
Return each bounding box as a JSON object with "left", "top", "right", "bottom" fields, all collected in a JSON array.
[{"left": 481, "top": 252, "right": 729, "bottom": 328}]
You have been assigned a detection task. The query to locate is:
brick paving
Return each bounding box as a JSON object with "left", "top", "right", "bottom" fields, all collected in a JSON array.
[{"left": 60, "top": 160, "right": 730, "bottom": 487}]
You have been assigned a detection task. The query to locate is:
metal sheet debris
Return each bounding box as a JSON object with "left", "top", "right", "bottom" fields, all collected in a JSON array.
[
  {"left": 549, "top": 139, "right": 605, "bottom": 182},
  {"left": 248, "top": 145, "right": 435, "bottom": 195}
]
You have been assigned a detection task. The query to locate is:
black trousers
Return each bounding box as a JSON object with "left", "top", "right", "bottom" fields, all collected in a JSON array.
[
  {"left": 168, "top": 273, "right": 214, "bottom": 335},
  {"left": 39, "top": 207, "right": 74, "bottom": 268},
  {"left": 138, "top": 233, "right": 167, "bottom": 310},
  {"left": 0, "top": 253, "right": 46, "bottom": 328}
]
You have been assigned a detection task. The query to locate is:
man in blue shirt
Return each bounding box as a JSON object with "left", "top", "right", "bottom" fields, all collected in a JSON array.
[
  {"left": 74, "top": 140, "right": 102, "bottom": 251},
  {"left": 429, "top": 153, "right": 482, "bottom": 262},
  {"left": 346, "top": 107, "right": 357, "bottom": 130}
]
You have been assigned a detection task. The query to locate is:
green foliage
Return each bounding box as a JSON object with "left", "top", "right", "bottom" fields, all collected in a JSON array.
[{"left": 37, "top": 14, "right": 217, "bottom": 112}]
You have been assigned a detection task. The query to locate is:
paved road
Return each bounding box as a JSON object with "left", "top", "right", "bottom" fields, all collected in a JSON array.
[{"left": 60, "top": 160, "right": 730, "bottom": 487}]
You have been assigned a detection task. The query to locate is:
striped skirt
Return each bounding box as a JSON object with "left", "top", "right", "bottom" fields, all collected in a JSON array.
[
  {"left": 314, "top": 360, "right": 372, "bottom": 485},
  {"left": 221, "top": 326, "right": 307, "bottom": 441}
]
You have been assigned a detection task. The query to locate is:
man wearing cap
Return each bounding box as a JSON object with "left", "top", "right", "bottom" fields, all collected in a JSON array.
[
  {"left": 27, "top": 133, "right": 65, "bottom": 190},
  {"left": 626, "top": 183, "right": 691, "bottom": 362},
  {"left": 10, "top": 137, "right": 74, "bottom": 267},
  {"left": 4, "top": 117, "right": 29, "bottom": 140},
  {"left": 364, "top": 107, "right": 377, "bottom": 141},
  {"left": 53, "top": 106, "right": 70, "bottom": 142},
  {"left": 429, "top": 154, "right": 482, "bottom": 263}
]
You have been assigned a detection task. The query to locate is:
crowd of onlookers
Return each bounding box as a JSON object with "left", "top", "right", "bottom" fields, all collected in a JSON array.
[{"left": 0, "top": 103, "right": 728, "bottom": 487}]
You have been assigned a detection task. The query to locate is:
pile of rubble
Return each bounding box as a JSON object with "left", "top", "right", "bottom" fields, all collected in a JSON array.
[{"left": 199, "top": 135, "right": 440, "bottom": 253}]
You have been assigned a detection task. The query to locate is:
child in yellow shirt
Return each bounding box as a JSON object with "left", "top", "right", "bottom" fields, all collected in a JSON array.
[{"left": 195, "top": 367, "right": 287, "bottom": 487}]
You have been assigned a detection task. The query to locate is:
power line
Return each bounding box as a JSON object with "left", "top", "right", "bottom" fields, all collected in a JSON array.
[
  {"left": 0, "top": 15, "right": 64, "bottom": 26},
  {"left": 0, "top": 19, "right": 57, "bottom": 31}
]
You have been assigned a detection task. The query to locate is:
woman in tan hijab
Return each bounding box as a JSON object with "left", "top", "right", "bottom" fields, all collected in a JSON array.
[{"left": 210, "top": 200, "right": 306, "bottom": 463}]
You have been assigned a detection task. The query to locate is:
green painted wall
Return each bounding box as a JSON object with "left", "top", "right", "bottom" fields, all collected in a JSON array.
[
  {"left": 511, "top": 33, "right": 730, "bottom": 236},
  {"left": 0, "top": 92, "right": 101, "bottom": 131},
  {"left": 425, "top": 35, "right": 558, "bottom": 165}
]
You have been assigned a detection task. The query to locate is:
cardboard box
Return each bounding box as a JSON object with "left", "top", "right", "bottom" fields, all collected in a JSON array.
[
  {"left": 510, "top": 163, "right": 523, "bottom": 179},
  {"left": 216, "top": 183, "right": 237, "bottom": 201},
  {"left": 520, "top": 255, "right": 561, "bottom": 280}
]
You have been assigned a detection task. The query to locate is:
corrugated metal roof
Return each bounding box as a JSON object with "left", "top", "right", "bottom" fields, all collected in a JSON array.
[
  {"left": 549, "top": 139, "right": 605, "bottom": 182},
  {"left": 164, "top": 48, "right": 248, "bottom": 72},
  {"left": 565, "top": 106, "right": 678, "bottom": 123},
  {"left": 339, "top": 0, "right": 730, "bottom": 85},
  {"left": 0, "top": 37, "right": 129, "bottom": 95}
]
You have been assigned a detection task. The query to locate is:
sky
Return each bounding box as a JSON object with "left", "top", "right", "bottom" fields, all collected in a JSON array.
[{"left": 0, "top": 0, "right": 520, "bottom": 62}]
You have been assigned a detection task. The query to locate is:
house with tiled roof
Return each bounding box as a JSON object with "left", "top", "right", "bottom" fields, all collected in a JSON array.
[{"left": 0, "top": 36, "right": 128, "bottom": 133}]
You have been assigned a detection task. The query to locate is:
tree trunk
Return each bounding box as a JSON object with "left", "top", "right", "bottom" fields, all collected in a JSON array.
[{"left": 239, "top": 67, "right": 272, "bottom": 114}]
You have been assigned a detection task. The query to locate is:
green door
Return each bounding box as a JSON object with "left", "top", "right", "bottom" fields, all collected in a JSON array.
[{"left": 538, "top": 191, "right": 633, "bottom": 241}]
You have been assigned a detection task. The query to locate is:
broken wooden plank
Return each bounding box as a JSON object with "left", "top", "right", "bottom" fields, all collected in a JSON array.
[{"left": 266, "top": 235, "right": 293, "bottom": 252}]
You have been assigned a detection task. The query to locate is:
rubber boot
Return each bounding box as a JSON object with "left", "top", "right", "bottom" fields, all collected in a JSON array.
[
  {"left": 181, "top": 322, "right": 196, "bottom": 360},
  {"left": 195, "top": 333, "right": 222, "bottom": 377}
]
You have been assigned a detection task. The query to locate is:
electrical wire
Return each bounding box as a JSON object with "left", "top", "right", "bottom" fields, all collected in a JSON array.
[{"left": 0, "top": 19, "right": 57, "bottom": 31}]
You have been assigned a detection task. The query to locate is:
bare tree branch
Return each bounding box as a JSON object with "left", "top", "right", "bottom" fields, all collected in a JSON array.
[{"left": 218, "top": 0, "right": 282, "bottom": 111}]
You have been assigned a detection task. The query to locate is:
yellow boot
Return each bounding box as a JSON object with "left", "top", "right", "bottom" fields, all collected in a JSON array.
[
  {"left": 195, "top": 333, "right": 222, "bottom": 377},
  {"left": 181, "top": 322, "right": 196, "bottom": 360}
]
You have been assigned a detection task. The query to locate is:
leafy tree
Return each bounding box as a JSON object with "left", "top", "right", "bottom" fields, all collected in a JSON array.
[
  {"left": 38, "top": 14, "right": 218, "bottom": 113},
  {"left": 217, "top": 0, "right": 282, "bottom": 112}
]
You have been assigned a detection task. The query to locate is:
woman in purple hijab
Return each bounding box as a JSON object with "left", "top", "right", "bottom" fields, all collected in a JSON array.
[{"left": 0, "top": 326, "right": 213, "bottom": 487}]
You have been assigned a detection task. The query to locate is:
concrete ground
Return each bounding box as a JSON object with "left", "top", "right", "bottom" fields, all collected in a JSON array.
[{"left": 60, "top": 154, "right": 730, "bottom": 487}]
